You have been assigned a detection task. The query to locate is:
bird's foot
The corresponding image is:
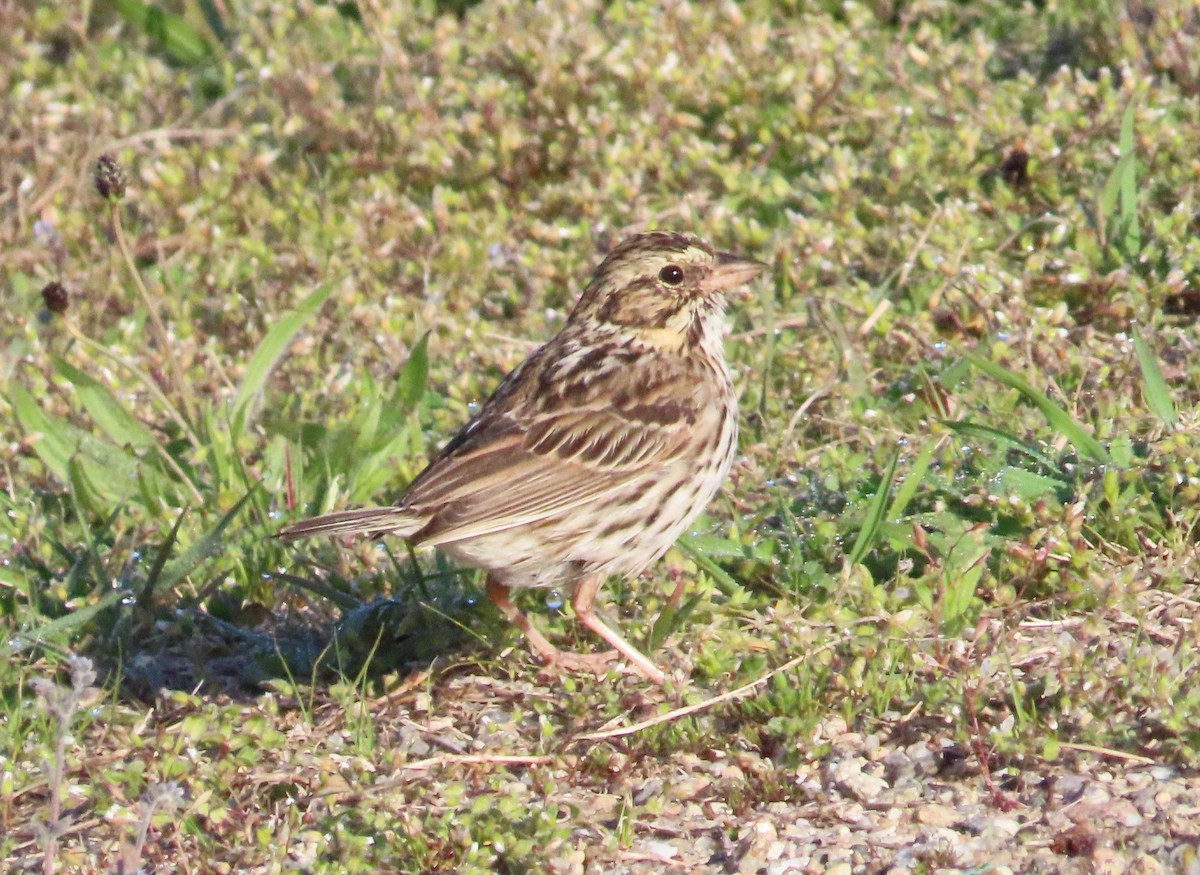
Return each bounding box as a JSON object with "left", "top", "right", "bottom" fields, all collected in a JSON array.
[{"left": 538, "top": 647, "right": 620, "bottom": 679}]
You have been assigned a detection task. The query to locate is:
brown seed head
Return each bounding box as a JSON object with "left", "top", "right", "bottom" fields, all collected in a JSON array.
[
  {"left": 94, "top": 154, "right": 127, "bottom": 201},
  {"left": 41, "top": 281, "right": 70, "bottom": 314}
]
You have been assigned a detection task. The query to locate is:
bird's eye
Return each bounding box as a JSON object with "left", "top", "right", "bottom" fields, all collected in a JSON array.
[{"left": 658, "top": 264, "right": 684, "bottom": 285}]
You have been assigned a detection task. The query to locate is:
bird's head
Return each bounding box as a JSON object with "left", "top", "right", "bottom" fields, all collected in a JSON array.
[{"left": 570, "top": 231, "right": 767, "bottom": 351}]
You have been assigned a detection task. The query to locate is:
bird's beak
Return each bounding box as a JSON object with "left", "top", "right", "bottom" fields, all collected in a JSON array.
[{"left": 704, "top": 252, "right": 769, "bottom": 297}]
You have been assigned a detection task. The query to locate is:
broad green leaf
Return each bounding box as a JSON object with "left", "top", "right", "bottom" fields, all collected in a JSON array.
[
  {"left": 111, "top": 0, "right": 213, "bottom": 64},
  {"left": 78, "top": 434, "right": 156, "bottom": 503},
  {"left": 912, "top": 579, "right": 933, "bottom": 611},
  {"left": 350, "top": 388, "right": 384, "bottom": 457},
  {"left": 53, "top": 357, "right": 157, "bottom": 450},
  {"left": 1108, "top": 434, "right": 1135, "bottom": 468},
  {"left": 992, "top": 467, "right": 1071, "bottom": 502},
  {"left": 11, "top": 384, "right": 154, "bottom": 505},
  {"left": 9, "top": 384, "right": 74, "bottom": 481},
  {"left": 681, "top": 535, "right": 753, "bottom": 559},
  {"left": 942, "top": 552, "right": 986, "bottom": 627},
  {"left": 68, "top": 456, "right": 115, "bottom": 516},
  {"left": 939, "top": 356, "right": 972, "bottom": 387},
  {"left": 1132, "top": 329, "right": 1178, "bottom": 426},
  {"left": 878, "top": 519, "right": 925, "bottom": 553},
  {"left": 398, "top": 332, "right": 431, "bottom": 408},
  {"left": 349, "top": 432, "right": 412, "bottom": 501},
  {"left": 964, "top": 352, "right": 1112, "bottom": 465}
]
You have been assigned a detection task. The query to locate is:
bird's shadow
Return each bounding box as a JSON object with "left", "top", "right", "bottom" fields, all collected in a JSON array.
[{"left": 113, "top": 563, "right": 497, "bottom": 703}]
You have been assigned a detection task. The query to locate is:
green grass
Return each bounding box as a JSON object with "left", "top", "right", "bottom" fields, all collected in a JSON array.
[{"left": 3, "top": 0, "right": 1200, "bottom": 870}]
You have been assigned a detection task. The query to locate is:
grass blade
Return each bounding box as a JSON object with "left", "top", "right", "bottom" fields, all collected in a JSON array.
[
  {"left": 141, "top": 506, "right": 189, "bottom": 610},
  {"left": 272, "top": 571, "right": 363, "bottom": 612},
  {"left": 1132, "top": 329, "right": 1178, "bottom": 426},
  {"left": 156, "top": 487, "right": 259, "bottom": 593},
  {"left": 18, "top": 589, "right": 130, "bottom": 649},
  {"left": 941, "top": 420, "right": 1051, "bottom": 461},
  {"left": 1117, "top": 100, "right": 1141, "bottom": 256},
  {"left": 847, "top": 446, "right": 899, "bottom": 567},
  {"left": 887, "top": 439, "right": 940, "bottom": 520},
  {"left": 964, "top": 352, "right": 1112, "bottom": 465},
  {"left": 676, "top": 537, "right": 746, "bottom": 597},
  {"left": 231, "top": 281, "right": 337, "bottom": 437}
]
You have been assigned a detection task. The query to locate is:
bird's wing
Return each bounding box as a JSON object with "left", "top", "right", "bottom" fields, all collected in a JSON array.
[{"left": 400, "top": 347, "right": 717, "bottom": 547}]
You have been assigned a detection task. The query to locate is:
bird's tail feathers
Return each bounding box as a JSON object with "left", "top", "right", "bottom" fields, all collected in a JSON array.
[{"left": 275, "top": 507, "right": 424, "bottom": 542}]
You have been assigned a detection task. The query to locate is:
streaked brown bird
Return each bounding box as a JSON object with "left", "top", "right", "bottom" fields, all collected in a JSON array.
[{"left": 278, "top": 231, "right": 766, "bottom": 684}]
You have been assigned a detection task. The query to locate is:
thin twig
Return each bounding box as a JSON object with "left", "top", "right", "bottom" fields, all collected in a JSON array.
[
  {"left": 857, "top": 298, "right": 892, "bottom": 336},
  {"left": 782, "top": 383, "right": 834, "bottom": 443},
  {"left": 104, "top": 128, "right": 241, "bottom": 150},
  {"left": 1056, "top": 742, "right": 1157, "bottom": 765},
  {"left": 297, "top": 753, "right": 558, "bottom": 804},
  {"left": 572, "top": 642, "right": 838, "bottom": 743},
  {"left": 399, "top": 753, "right": 555, "bottom": 771},
  {"left": 110, "top": 203, "right": 199, "bottom": 431},
  {"left": 890, "top": 204, "right": 943, "bottom": 299}
]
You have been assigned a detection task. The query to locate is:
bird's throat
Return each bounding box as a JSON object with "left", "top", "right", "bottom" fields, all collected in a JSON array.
[{"left": 634, "top": 325, "right": 691, "bottom": 352}]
